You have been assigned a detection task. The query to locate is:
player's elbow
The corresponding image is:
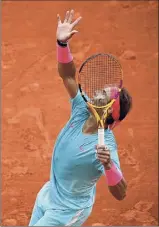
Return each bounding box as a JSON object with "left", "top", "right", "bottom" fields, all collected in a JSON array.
[{"left": 114, "top": 192, "right": 126, "bottom": 201}]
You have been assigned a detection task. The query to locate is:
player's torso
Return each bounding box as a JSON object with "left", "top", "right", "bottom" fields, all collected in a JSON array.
[{"left": 53, "top": 116, "right": 102, "bottom": 193}]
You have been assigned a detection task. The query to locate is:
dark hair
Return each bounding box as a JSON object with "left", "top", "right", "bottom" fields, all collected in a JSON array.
[{"left": 106, "top": 87, "right": 132, "bottom": 125}]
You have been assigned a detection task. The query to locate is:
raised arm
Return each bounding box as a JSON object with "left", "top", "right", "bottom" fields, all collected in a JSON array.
[{"left": 56, "top": 10, "right": 82, "bottom": 98}]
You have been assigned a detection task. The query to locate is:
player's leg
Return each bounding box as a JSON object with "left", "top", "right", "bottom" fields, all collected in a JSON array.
[
  {"left": 29, "top": 181, "right": 51, "bottom": 226},
  {"left": 32, "top": 209, "right": 61, "bottom": 226},
  {"left": 64, "top": 206, "right": 93, "bottom": 226},
  {"left": 32, "top": 206, "right": 92, "bottom": 226},
  {"left": 28, "top": 195, "right": 44, "bottom": 226}
]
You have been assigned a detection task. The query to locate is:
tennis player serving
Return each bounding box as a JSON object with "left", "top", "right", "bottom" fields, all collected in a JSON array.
[{"left": 29, "top": 10, "right": 132, "bottom": 226}]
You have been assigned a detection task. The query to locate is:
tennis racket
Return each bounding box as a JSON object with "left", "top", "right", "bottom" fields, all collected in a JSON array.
[{"left": 78, "top": 53, "right": 123, "bottom": 145}]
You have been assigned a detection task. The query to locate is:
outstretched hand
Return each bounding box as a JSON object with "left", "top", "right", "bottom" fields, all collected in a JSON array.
[{"left": 56, "top": 10, "right": 82, "bottom": 43}]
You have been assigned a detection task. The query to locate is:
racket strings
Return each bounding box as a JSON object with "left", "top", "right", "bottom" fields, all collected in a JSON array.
[{"left": 79, "top": 54, "right": 122, "bottom": 107}]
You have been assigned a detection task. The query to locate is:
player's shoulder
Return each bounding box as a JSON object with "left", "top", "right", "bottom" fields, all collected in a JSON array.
[
  {"left": 70, "top": 89, "right": 85, "bottom": 106},
  {"left": 68, "top": 89, "right": 89, "bottom": 122},
  {"left": 70, "top": 89, "right": 89, "bottom": 116}
]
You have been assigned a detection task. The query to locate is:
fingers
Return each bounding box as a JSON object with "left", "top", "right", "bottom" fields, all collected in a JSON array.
[
  {"left": 96, "top": 145, "right": 108, "bottom": 150},
  {"left": 71, "top": 16, "right": 82, "bottom": 27},
  {"left": 68, "top": 30, "right": 78, "bottom": 40},
  {"left": 95, "top": 145, "right": 110, "bottom": 164},
  {"left": 97, "top": 151, "right": 110, "bottom": 165},
  {"left": 61, "top": 10, "right": 82, "bottom": 26},
  {"left": 70, "top": 30, "right": 78, "bottom": 36},
  {"left": 68, "top": 9, "right": 74, "bottom": 23},
  {"left": 97, "top": 154, "right": 110, "bottom": 159},
  {"left": 98, "top": 158, "right": 109, "bottom": 164},
  {"left": 97, "top": 150, "right": 110, "bottom": 156},
  {"left": 97, "top": 148, "right": 110, "bottom": 158},
  {"left": 64, "top": 11, "right": 70, "bottom": 23},
  {"left": 57, "top": 14, "right": 61, "bottom": 25}
]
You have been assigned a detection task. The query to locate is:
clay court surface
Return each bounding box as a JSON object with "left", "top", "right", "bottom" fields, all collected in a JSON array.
[{"left": 2, "top": 1, "right": 158, "bottom": 226}]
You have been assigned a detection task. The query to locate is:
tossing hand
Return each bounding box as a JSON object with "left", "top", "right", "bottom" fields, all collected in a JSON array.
[{"left": 56, "top": 9, "right": 82, "bottom": 43}]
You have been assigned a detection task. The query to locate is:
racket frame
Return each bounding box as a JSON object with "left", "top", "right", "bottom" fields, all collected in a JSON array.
[{"left": 78, "top": 53, "right": 123, "bottom": 145}]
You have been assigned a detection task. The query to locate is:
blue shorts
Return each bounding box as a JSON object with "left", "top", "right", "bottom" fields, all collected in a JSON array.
[{"left": 29, "top": 182, "right": 93, "bottom": 226}]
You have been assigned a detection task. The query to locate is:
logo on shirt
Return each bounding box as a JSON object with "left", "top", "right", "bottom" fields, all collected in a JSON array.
[
  {"left": 69, "top": 123, "right": 74, "bottom": 128},
  {"left": 79, "top": 145, "right": 85, "bottom": 152}
]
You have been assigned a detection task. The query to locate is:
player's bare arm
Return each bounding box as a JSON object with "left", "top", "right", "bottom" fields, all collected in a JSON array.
[
  {"left": 96, "top": 145, "right": 127, "bottom": 200},
  {"left": 56, "top": 10, "right": 82, "bottom": 98}
]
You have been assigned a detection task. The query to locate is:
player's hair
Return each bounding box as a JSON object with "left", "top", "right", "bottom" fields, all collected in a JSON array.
[{"left": 106, "top": 87, "right": 132, "bottom": 125}]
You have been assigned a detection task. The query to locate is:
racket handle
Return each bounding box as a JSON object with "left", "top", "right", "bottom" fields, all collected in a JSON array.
[{"left": 98, "top": 128, "right": 105, "bottom": 145}]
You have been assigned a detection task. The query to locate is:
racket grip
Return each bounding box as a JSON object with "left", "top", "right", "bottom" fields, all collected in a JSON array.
[{"left": 98, "top": 128, "right": 105, "bottom": 145}]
